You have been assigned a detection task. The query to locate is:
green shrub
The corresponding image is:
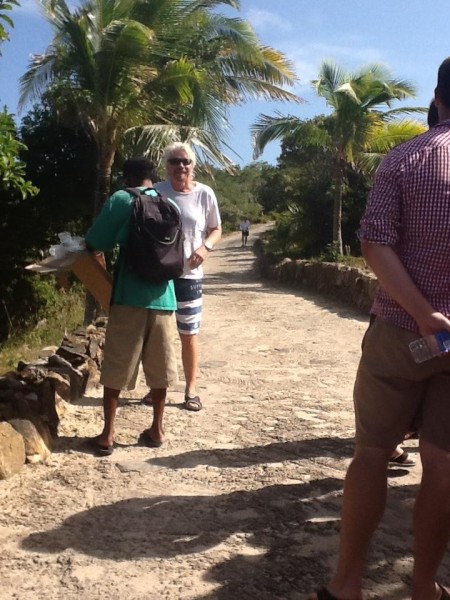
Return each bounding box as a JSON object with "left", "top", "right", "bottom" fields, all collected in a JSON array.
[{"left": 0, "top": 278, "right": 84, "bottom": 374}]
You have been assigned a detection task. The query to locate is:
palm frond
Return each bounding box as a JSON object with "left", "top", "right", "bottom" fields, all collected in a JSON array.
[
  {"left": 251, "top": 113, "right": 303, "bottom": 158},
  {"left": 122, "top": 123, "right": 236, "bottom": 171}
]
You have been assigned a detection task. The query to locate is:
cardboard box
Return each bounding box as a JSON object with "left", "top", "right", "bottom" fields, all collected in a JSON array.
[
  {"left": 70, "top": 253, "right": 113, "bottom": 310},
  {"left": 26, "top": 251, "right": 113, "bottom": 310}
]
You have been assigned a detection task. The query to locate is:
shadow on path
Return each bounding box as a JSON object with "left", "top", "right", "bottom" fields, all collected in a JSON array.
[
  {"left": 143, "top": 437, "right": 355, "bottom": 469},
  {"left": 21, "top": 478, "right": 422, "bottom": 599}
]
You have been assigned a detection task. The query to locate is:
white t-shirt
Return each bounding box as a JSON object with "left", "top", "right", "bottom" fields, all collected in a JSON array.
[
  {"left": 155, "top": 180, "right": 221, "bottom": 279},
  {"left": 240, "top": 219, "right": 250, "bottom": 232}
]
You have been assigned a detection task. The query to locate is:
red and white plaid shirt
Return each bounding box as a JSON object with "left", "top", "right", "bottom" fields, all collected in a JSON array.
[{"left": 359, "top": 120, "right": 450, "bottom": 332}]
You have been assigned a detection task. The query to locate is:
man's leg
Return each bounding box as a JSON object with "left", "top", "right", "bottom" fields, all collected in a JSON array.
[
  {"left": 412, "top": 438, "right": 450, "bottom": 600},
  {"left": 308, "top": 445, "right": 393, "bottom": 600},
  {"left": 180, "top": 332, "right": 199, "bottom": 398},
  {"left": 140, "top": 310, "right": 178, "bottom": 440},
  {"left": 98, "top": 386, "right": 120, "bottom": 448},
  {"left": 146, "top": 388, "right": 166, "bottom": 444},
  {"left": 172, "top": 278, "right": 203, "bottom": 410}
]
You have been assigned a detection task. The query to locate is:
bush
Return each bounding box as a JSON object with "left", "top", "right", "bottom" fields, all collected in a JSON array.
[{"left": 0, "top": 278, "right": 84, "bottom": 374}]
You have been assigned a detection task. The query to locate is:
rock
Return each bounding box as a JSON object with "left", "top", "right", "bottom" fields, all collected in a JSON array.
[
  {"left": 0, "top": 374, "right": 26, "bottom": 391},
  {"left": 48, "top": 354, "right": 75, "bottom": 370},
  {"left": 0, "top": 421, "right": 25, "bottom": 479},
  {"left": 39, "top": 346, "right": 59, "bottom": 359},
  {"left": 95, "top": 316, "right": 108, "bottom": 328},
  {"left": 47, "top": 361, "right": 85, "bottom": 402},
  {"left": 45, "top": 371, "right": 71, "bottom": 403},
  {"left": 38, "top": 378, "right": 62, "bottom": 435},
  {"left": 8, "top": 418, "right": 52, "bottom": 463},
  {"left": 56, "top": 345, "right": 87, "bottom": 367},
  {"left": 16, "top": 362, "right": 48, "bottom": 384},
  {"left": 78, "top": 358, "right": 99, "bottom": 392}
]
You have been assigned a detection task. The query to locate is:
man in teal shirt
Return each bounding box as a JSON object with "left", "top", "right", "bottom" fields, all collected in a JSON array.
[{"left": 85, "top": 157, "right": 178, "bottom": 455}]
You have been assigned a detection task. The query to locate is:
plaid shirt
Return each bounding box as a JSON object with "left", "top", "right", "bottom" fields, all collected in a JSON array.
[{"left": 359, "top": 120, "right": 450, "bottom": 333}]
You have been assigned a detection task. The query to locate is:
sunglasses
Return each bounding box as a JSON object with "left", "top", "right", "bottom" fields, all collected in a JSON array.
[{"left": 167, "top": 157, "right": 192, "bottom": 166}]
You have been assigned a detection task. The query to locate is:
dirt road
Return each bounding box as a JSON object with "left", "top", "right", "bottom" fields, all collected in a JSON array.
[{"left": 0, "top": 226, "right": 434, "bottom": 600}]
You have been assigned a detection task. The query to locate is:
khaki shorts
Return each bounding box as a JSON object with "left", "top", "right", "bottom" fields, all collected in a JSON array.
[
  {"left": 354, "top": 318, "right": 450, "bottom": 451},
  {"left": 100, "top": 305, "right": 178, "bottom": 391}
]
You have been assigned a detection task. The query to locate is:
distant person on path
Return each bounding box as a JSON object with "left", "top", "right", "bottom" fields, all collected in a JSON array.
[
  {"left": 142, "top": 142, "right": 222, "bottom": 412},
  {"left": 309, "top": 57, "right": 450, "bottom": 600},
  {"left": 85, "top": 157, "right": 178, "bottom": 455},
  {"left": 240, "top": 217, "right": 250, "bottom": 247}
]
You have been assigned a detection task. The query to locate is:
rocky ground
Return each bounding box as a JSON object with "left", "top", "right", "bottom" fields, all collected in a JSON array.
[{"left": 0, "top": 226, "right": 442, "bottom": 600}]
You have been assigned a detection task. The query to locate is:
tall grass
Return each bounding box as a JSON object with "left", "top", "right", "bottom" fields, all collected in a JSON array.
[{"left": 0, "top": 281, "right": 84, "bottom": 375}]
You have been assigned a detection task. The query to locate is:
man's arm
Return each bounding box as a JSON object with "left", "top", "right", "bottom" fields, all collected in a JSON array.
[
  {"left": 189, "top": 225, "right": 222, "bottom": 266},
  {"left": 362, "top": 241, "right": 450, "bottom": 336},
  {"left": 205, "top": 225, "right": 222, "bottom": 248}
]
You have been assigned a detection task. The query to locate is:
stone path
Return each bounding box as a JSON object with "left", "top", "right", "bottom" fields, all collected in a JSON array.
[{"left": 0, "top": 226, "right": 435, "bottom": 600}]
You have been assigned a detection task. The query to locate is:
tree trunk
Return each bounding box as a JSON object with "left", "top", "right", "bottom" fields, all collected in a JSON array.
[
  {"left": 93, "top": 145, "right": 115, "bottom": 218},
  {"left": 85, "top": 141, "right": 116, "bottom": 324},
  {"left": 332, "top": 162, "right": 344, "bottom": 255}
]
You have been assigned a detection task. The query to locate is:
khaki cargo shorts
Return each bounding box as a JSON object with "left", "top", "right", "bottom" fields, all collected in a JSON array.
[
  {"left": 100, "top": 304, "right": 178, "bottom": 391},
  {"left": 354, "top": 318, "right": 450, "bottom": 451}
]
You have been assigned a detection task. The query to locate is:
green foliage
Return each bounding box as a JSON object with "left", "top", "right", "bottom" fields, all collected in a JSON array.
[
  {"left": 0, "top": 101, "right": 97, "bottom": 345},
  {"left": 201, "top": 163, "right": 266, "bottom": 232},
  {"left": 262, "top": 211, "right": 304, "bottom": 261},
  {"left": 253, "top": 115, "right": 373, "bottom": 261},
  {"left": 0, "top": 109, "right": 38, "bottom": 198},
  {"left": 19, "top": 101, "right": 97, "bottom": 231},
  {"left": 0, "top": 0, "right": 18, "bottom": 50},
  {"left": 316, "top": 243, "right": 342, "bottom": 263},
  {"left": 0, "top": 280, "right": 84, "bottom": 374},
  {"left": 253, "top": 61, "right": 422, "bottom": 254}
]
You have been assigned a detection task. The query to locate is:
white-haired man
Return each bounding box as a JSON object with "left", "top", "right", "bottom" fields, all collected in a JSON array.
[{"left": 142, "top": 142, "right": 222, "bottom": 411}]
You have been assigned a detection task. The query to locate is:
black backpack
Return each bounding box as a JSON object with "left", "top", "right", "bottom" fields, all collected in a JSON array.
[{"left": 124, "top": 187, "right": 184, "bottom": 283}]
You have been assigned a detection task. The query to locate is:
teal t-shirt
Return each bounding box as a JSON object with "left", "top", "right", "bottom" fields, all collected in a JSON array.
[{"left": 85, "top": 188, "right": 176, "bottom": 310}]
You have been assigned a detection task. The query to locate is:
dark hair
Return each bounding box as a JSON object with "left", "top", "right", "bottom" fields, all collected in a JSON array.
[
  {"left": 122, "top": 157, "right": 157, "bottom": 183},
  {"left": 436, "top": 57, "right": 450, "bottom": 107},
  {"left": 427, "top": 100, "right": 439, "bottom": 128}
]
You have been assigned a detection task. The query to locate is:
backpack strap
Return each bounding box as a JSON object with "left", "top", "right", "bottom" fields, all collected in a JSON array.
[{"left": 124, "top": 187, "right": 159, "bottom": 198}]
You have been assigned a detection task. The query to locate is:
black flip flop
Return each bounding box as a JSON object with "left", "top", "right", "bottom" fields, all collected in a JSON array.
[
  {"left": 316, "top": 588, "right": 339, "bottom": 600},
  {"left": 316, "top": 587, "right": 360, "bottom": 600},
  {"left": 138, "top": 429, "right": 163, "bottom": 448},
  {"left": 87, "top": 436, "right": 115, "bottom": 457}
]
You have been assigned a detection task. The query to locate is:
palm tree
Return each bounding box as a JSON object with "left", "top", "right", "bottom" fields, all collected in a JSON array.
[
  {"left": 252, "top": 61, "right": 424, "bottom": 253},
  {"left": 19, "top": 0, "right": 299, "bottom": 215},
  {"left": 0, "top": 0, "right": 18, "bottom": 49},
  {"left": 357, "top": 118, "right": 426, "bottom": 176}
]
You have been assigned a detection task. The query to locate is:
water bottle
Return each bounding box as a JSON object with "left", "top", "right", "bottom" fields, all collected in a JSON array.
[{"left": 409, "top": 331, "right": 450, "bottom": 363}]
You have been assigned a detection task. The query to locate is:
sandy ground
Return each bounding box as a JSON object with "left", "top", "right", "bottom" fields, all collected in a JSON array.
[{"left": 0, "top": 225, "right": 443, "bottom": 600}]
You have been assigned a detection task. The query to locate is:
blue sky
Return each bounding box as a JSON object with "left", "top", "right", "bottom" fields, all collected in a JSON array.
[{"left": 1, "top": 0, "right": 449, "bottom": 165}]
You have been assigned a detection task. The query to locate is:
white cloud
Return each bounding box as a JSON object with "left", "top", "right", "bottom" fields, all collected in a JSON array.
[
  {"left": 245, "top": 8, "right": 293, "bottom": 35},
  {"left": 281, "top": 40, "right": 385, "bottom": 95}
]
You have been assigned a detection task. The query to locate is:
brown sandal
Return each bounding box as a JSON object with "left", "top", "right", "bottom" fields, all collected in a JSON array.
[{"left": 184, "top": 395, "right": 202, "bottom": 411}]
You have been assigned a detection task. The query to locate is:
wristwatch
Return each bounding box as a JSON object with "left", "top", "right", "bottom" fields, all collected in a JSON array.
[{"left": 204, "top": 241, "right": 214, "bottom": 251}]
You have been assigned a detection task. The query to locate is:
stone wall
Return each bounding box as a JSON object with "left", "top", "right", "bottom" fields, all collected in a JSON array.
[
  {"left": 0, "top": 318, "right": 106, "bottom": 479},
  {"left": 253, "top": 239, "right": 378, "bottom": 314}
]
